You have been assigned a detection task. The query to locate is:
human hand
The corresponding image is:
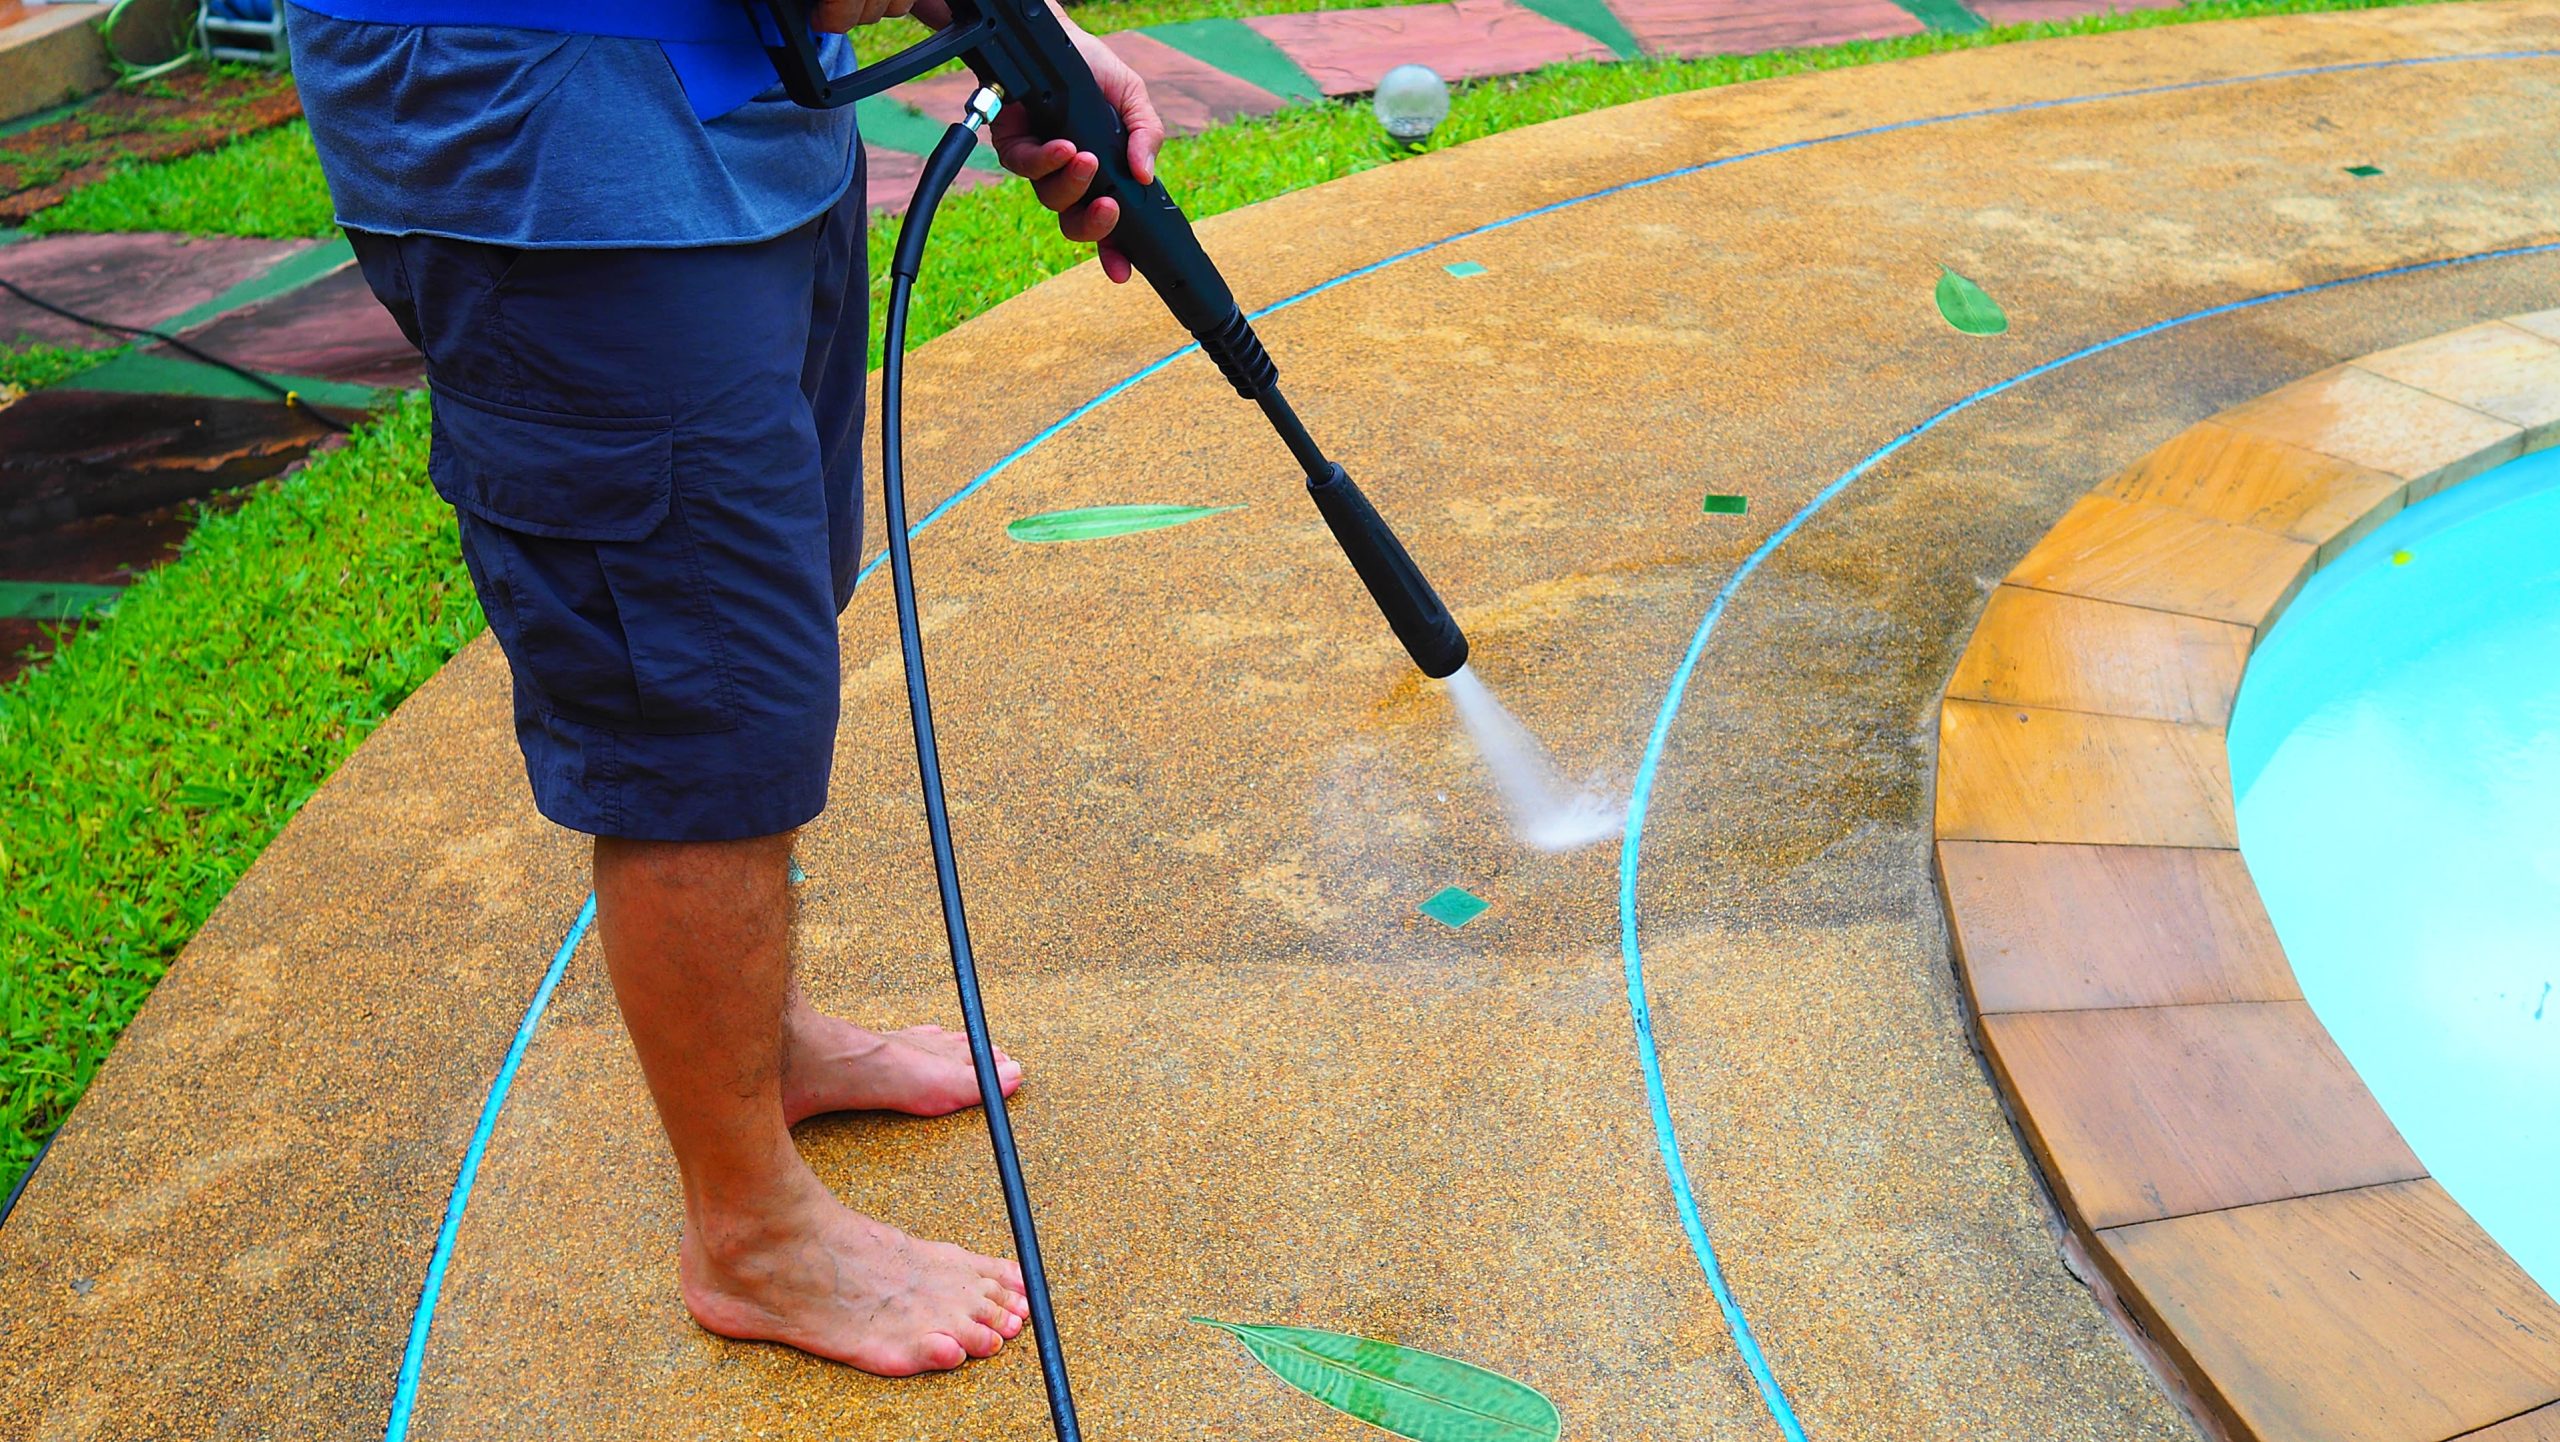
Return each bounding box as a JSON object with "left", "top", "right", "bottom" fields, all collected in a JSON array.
[
  {"left": 989, "top": 13, "right": 1167, "bottom": 284},
  {"left": 812, "top": 0, "right": 918, "bottom": 26}
]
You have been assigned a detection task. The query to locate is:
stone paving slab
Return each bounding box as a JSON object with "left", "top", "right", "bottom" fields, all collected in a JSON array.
[
  {"left": 2100, "top": 1180, "right": 2560, "bottom": 1442},
  {"left": 0, "top": 232, "right": 316, "bottom": 349},
  {"left": 1945, "top": 584, "right": 2251, "bottom": 723},
  {"left": 163, "top": 261, "right": 425, "bottom": 390},
  {"left": 1984, "top": 1001, "right": 2425, "bottom": 1228},
  {"left": 1106, "top": 30, "right": 1293, "bottom": 132},
  {"left": 2474, "top": 1405, "right": 2560, "bottom": 1442},
  {"left": 2105, "top": 417, "right": 2412, "bottom": 553},
  {"left": 1607, "top": 0, "right": 1920, "bottom": 61},
  {"left": 1938, "top": 841, "right": 2301, "bottom": 1013},
  {"left": 1245, "top": 0, "right": 1613, "bottom": 96},
  {"left": 881, "top": 26, "right": 1287, "bottom": 184},
  {"left": 865, "top": 141, "right": 1006, "bottom": 215},
  {"left": 1143, "top": 16, "right": 1330, "bottom": 102},
  {"left": 0, "top": 387, "right": 339, "bottom": 535}
]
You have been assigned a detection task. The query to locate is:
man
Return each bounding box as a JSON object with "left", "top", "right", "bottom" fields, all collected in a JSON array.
[{"left": 286, "top": 0, "right": 1164, "bottom": 1375}]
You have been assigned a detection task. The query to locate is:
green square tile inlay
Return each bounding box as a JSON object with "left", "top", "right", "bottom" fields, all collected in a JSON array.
[
  {"left": 1702, "top": 493, "right": 1749, "bottom": 515},
  {"left": 1419, "top": 886, "right": 1488, "bottom": 928},
  {"left": 1444, "top": 261, "right": 1487, "bottom": 278},
  {"left": 2345, "top": 164, "right": 2384, "bottom": 177}
]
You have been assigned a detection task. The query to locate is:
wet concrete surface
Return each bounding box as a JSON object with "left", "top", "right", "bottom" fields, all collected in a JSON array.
[{"left": 7, "top": 7, "right": 2560, "bottom": 1439}]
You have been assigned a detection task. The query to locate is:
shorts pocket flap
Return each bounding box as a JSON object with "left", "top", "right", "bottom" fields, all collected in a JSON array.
[{"left": 429, "top": 384, "right": 675, "bottom": 542}]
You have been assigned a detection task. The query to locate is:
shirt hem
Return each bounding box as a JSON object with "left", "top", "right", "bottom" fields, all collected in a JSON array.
[{"left": 332, "top": 149, "right": 862, "bottom": 251}]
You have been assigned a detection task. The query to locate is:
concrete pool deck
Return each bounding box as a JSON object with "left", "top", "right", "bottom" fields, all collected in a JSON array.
[{"left": 10, "top": 5, "right": 2560, "bottom": 1438}]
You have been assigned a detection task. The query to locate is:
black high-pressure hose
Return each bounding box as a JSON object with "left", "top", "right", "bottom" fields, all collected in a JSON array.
[{"left": 881, "top": 95, "right": 1085, "bottom": 1442}]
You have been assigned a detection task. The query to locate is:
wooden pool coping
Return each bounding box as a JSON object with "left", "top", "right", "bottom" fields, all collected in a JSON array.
[{"left": 1932, "top": 314, "right": 2560, "bottom": 1442}]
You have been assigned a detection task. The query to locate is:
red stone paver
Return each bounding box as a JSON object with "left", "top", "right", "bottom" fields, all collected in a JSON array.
[
  {"left": 1970, "top": 0, "right": 2180, "bottom": 23},
  {"left": 167, "top": 263, "right": 424, "bottom": 390},
  {"left": 890, "top": 67, "right": 985, "bottom": 123},
  {"left": 1606, "top": 0, "right": 1920, "bottom": 60},
  {"left": 864, "top": 142, "right": 1005, "bottom": 216},
  {"left": 0, "top": 233, "right": 318, "bottom": 350},
  {"left": 1104, "top": 30, "right": 1291, "bottom": 131},
  {"left": 873, "top": 29, "right": 1285, "bottom": 215},
  {"left": 891, "top": 32, "right": 1283, "bottom": 142},
  {"left": 1246, "top": 0, "right": 1612, "bottom": 97}
]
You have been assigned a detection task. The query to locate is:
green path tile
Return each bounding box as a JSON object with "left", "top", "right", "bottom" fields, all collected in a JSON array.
[
  {"left": 0, "top": 580, "right": 120, "bottom": 622},
  {"left": 157, "top": 237, "right": 353, "bottom": 337},
  {"left": 1142, "top": 19, "right": 1323, "bottom": 104},
  {"left": 69, "top": 351, "right": 386, "bottom": 410},
  {"left": 1419, "top": 886, "right": 1489, "bottom": 928},
  {"left": 2345, "top": 163, "right": 2384, "bottom": 177},
  {"left": 1445, "top": 260, "right": 1488, "bottom": 277},
  {"left": 1516, "top": 0, "right": 1644, "bottom": 59},
  {"left": 1702, "top": 493, "right": 1748, "bottom": 514},
  {"left": 856, "top": 95, "right": 1004, "bottom": 170},
  {"left": 1892, "top": 0, "right": 1986, "bottom": 31}
]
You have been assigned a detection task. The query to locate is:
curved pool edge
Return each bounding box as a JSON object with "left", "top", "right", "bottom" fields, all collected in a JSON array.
[{"left": 1931, "top": 316, "right": 2560, "bottom": 1442}]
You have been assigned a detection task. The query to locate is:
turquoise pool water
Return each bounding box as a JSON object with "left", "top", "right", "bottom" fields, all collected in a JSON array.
[{"left": 2230, "top": 448, "right": 2560, "bottom": 1297}]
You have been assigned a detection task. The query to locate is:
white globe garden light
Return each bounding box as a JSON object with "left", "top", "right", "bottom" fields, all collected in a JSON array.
[{"left": 1373, "top": 63, "right": 1450, "bottom": 145}]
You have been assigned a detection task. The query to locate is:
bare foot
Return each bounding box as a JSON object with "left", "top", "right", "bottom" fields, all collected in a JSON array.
[
  {"left": 682, "top": 1174, "right": 1031, "bottom": 1374},
  {"left": 782, "top": 1003, "right": 1025, "bottom": 1126}
]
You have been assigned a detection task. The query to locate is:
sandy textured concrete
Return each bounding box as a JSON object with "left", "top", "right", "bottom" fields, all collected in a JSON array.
[{"left": 10, "top": 6, "right": 2560, "bottom": 1438}]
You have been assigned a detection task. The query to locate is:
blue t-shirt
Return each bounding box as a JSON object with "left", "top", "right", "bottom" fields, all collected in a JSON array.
[{"left": 286, "top": 4, "right": 860, "bottom": 249}]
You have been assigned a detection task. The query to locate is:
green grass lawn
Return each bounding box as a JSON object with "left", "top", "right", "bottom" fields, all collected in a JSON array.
[
  {"left": 0, "top": 0, "right": 2443, "bottom": 1176},
  {"left": 22, "top": 119, "right": 336, "bottom": 237},
  {"left": 0, "top": 342, "right": 115, "bottom": 392}
]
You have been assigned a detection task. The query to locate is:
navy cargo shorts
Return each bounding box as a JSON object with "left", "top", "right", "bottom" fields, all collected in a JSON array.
[{"left": 348, "top": 157, "right": 867, "bottom": 842}]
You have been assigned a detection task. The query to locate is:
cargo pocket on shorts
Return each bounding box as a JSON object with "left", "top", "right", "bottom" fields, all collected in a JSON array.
[{"left": 429, "top": 383, "right": 741, "bottom": 735}]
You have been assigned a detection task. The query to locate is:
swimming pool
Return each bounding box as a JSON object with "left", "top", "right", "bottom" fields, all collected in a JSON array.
[{"left": 2230, "top": 446, "right": 2560, "bottom": 1298}]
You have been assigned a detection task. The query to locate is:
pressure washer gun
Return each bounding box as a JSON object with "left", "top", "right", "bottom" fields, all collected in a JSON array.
[
  {"left": 744, "top": 3, "right": 1469, "bottom": 1437},
  {"left": 744, "top": 0, "right": 1470, "bottom": 678}
]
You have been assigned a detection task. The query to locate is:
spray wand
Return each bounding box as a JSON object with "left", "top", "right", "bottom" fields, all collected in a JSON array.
[{"left": 748, "top": 2, "right": 1473, "bottom": 1434}]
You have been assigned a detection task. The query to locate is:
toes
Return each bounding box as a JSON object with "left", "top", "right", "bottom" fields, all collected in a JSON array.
[
  {"left": 973, "top": 1255, "right": 1027, "bottom": 1293},
  {"left": 972, "top": 1293, "right": 1021, "bottom": 1334},
  {"left": 913, "top": 1333, "right": 970, "bottom": 1372},
  {"left": 949, "top": 1321, "right": 1007, "bottom": 1359},
  {"left": 974, "top": 1276, "right": 1030, "bottom": 1324}
]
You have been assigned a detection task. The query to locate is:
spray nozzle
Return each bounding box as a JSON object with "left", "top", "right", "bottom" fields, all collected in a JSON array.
[{"left": 1304, "top": 462, "right": 1470, "bottom": 678}]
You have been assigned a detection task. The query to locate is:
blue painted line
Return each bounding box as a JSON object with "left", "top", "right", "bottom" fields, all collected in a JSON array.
[
  {"left": 384, "top": 893, "right": 596, "bottom": 1442},
  {"left": 1613, "top": 236, "right": 2560, "bottom": 1439},
  {"left": 852, "top": 49, "right": 2556, "bottom": 581},
  {"left": 392, "top": 47, "right": 2560, "bottom": 1440}
]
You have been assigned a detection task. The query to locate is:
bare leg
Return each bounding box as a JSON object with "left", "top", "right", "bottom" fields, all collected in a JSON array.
[{"left": 593, "top": 831, "right": 1029, "bottom": 1375}]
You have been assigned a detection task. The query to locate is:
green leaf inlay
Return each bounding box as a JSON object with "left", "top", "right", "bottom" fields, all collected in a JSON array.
[
  {"left": 1193, "top": 1318, "right": 1558, "bottom": 1442},
  {"left": 1005, "top": 504, "right": 1240, "bottom": 544},
  {"left": 2345, "top": 163, "right": 2385, "bottom": 178},
  {"left": 1934, "top": 266, "right": 2008, "bottom": 336}
]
